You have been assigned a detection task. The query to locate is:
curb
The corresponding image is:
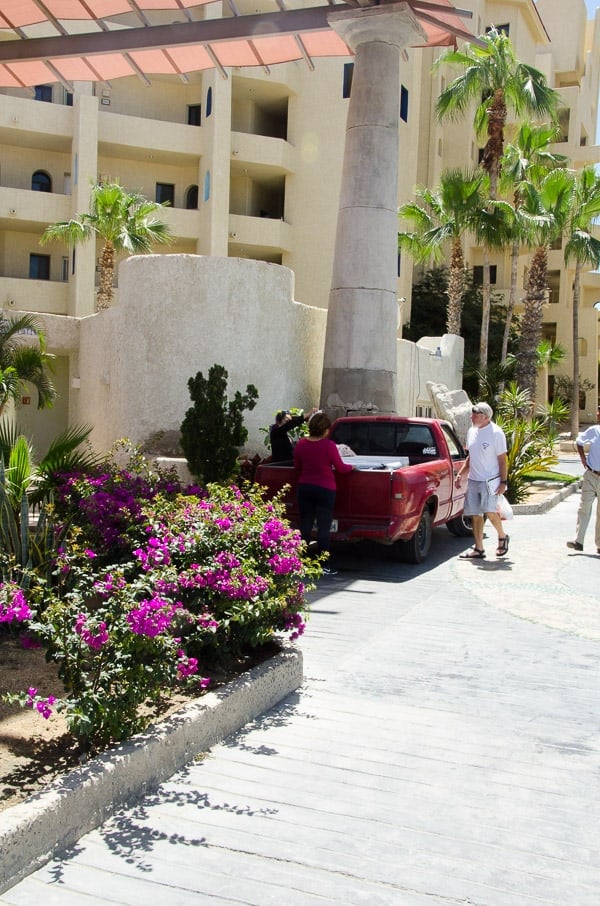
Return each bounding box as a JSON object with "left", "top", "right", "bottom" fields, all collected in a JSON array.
[
  {"left": 512, "top": 478, "right": 581, "bottom": 515},
  {"left": 0, "top": 644, "right": 303, "bottom": 895}
]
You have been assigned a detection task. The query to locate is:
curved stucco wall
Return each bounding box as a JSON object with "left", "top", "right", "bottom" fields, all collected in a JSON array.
[{"left": 77, "top": 255, "right": 326, "bottom": 454}]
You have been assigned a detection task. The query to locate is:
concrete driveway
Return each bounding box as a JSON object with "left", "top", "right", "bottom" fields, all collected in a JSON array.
[{"left": 2, "top": 488, "right": 599, "bottom": 905}]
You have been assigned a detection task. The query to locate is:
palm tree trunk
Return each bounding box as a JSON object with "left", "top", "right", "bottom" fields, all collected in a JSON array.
[
  {"left": 446, "top": 238, "right": 465, "bottom": 335},
  {"left": 570, "top": 260, "right": 581, "bottom": 439},
  {"left": 97, "top": 242, "right": 115, "bottom": 311},
  {"left": 501, "top": 238, "right": 519, "bottom": 363},
  {"left": 478, "top": 249, "right": 492, "bottom": 390},
  {"left": 478, "top": 90, "right": 505, "bottom": 394},
  {"left": 516, "top": 245, "right": 547, "bottom": 403}
]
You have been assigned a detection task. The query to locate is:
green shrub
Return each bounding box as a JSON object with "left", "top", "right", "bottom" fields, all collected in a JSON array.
[
  {"left": 180, "top": 363, "right": 258, "bottom": 484},
  {"left": 2, "top": 448, "right": 315, "bottom": 753}
]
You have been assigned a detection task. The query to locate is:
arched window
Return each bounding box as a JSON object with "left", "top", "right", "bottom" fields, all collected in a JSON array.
[
  {"left": 32, "top": 170, "right": 52, "bottom": 192},
  {"left": 203, "top": 171, "right": 211, "bottom": 202},
  {"left": 206, "top": 86, "right": 213, "bottom": 118},
  {"left": 185, "top": 185, "right": 199, "bottom": 209}
]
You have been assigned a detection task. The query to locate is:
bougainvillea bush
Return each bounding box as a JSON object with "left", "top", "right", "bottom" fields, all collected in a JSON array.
[{"left": 2, "top": 446, "right": 316, "bottom": 753}]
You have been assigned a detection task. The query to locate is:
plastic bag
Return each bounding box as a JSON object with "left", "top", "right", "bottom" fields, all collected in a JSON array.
[{"left": 496, "top": 494, "right": 513, "bottom": 521}]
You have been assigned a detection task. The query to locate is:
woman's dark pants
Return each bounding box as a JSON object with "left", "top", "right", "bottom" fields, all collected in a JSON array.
[{"left": 297, "top": 483, "right": 336, "bottom": 553}]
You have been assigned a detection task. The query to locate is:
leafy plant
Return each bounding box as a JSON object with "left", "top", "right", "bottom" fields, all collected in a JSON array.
[
  {"left": 496, "top": 383, "right": 559, "bottom": 503},
  {"left": 553, "top": 374, "right": 594, "bottom": 406},
  {"left": 0, "top": 422, "right": 99, "bottom": 574},
  {"left": 0, "top": 314, "right": 56, "bottom": 415},
  {"left": 180, "top": 364, "right": 258, "bottom": 484}
]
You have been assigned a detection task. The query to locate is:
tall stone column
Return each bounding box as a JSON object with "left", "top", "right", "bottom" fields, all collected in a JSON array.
[{"left": 320, "top": 4, "right": 426, "bottom": 417}]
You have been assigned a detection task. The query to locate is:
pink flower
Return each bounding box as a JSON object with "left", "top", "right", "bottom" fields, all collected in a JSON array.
[
  {"left": 176, "top": 650, "right": 199, "bottom": 680},
  {"left": 127, "top": 596, "right": 175, "bottom": 637},
  {"left": 0, "top": 585, "right": 32, "bottom": 624},
  {"left": 75, "top": 613, "right": 109, "bottom": 649}
]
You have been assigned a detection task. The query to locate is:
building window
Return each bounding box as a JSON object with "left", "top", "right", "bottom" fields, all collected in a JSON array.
[
  {"left": 203, "top": 171, "right": 211, "bottom": 202},
  {"left": 473, "top": 265, "right": 497, "bottom": 285},
  {"left": 185, "top": 185, "right": 198, "bottom": 209},
  {"left": 187, "top": 104, "right": 201, "bottom": 126},
  {"left": 31, "top": 170, "right": 52, "bottom": 192},
  {"left": 206, "top": 87, "right": 213, "bottom": 118},
  {"left": 343, "top": 63, "right": 354, "bottom": 99},
  {"left": 29, "top": 254, "right": 50, "bottom": 280},
  {"left": 400, "top": 85, "right": 409, "bottom": 122},
  {"left": 155, "top": 183, "right": 175, "bottom": 206},
  {"left": 62, "top": 257, "right": 69, "bottom": 282},
  {"left": 34, "top": 85, "right": 53, "bottom": 102}
]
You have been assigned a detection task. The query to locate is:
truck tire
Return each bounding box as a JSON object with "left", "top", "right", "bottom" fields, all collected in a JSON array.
[
  {"left": 446, "top": 514, "right": 473, "bottom": 537},
  {"left": 397, "top": 509, "right": 432, "bottom": 564}
]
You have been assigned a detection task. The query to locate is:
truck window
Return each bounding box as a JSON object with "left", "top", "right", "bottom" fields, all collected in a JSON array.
[
  {"left": 396, "top": 425, "right": 437, "bottom": 460},
  {"left": 440, "top": 424, "right": 465, "bottom": 461}
]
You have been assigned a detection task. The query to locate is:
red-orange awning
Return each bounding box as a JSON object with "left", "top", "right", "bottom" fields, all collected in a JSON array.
[{"left": 0, "top": 1, "right": 475, "bottom": 88}]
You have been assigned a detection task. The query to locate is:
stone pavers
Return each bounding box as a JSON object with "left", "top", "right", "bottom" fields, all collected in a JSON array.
[{"left": 1, "top": 489, "right": 599, "bottom": 905}]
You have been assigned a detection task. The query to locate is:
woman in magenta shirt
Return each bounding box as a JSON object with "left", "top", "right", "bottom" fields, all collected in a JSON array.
[{"left": 294, "top": 411, "right": 354, "bottom": 573}]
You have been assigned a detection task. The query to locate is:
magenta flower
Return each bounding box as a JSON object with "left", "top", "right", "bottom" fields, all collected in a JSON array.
[
  {"left": 127, "top": 595, "right": 175, "bottom": 637},
  {"left": 268, "top": 554, "right": 302, "bottom": 575},
  {"left": 283, "top": 611, "right": 306, "bottom": 641},
  {"left": 75, "top": 613, "right": 109, "bottom": 649},
  {"left": 176, "top": 650, "right": 199, "bottom": 679},
  {"left": 0, "top": 585, "right": 32, "bottom": 624},
  {"left": 26, "top": 689, "right": 57, "bottom": 720}
]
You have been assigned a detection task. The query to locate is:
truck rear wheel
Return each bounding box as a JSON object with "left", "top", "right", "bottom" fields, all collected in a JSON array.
[
  {"left": 397, "top": 509, "right": 432, "bottom": 564},
  {"left": 446, "top": 514, "right": 473, "bottom": 537}
]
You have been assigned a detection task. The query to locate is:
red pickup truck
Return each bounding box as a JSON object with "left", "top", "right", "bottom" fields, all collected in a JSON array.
[{"left": 254, "top": 415, "right": 471, "bottom": 563}]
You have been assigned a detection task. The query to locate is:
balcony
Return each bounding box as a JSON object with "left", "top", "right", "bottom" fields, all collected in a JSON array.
[
  {"left": 0, "top": 95, "right": 72, "bottom": 151},
  {"left": 0, "top": 187, "right": 71, "bottom": 229},
  {"left": 228, "top": 213, "right": 292, "bottom": 255},
  {"left": 98, "top": 112, "right": 202, "bottom": 164},
  {"left": 0, "top": 276, "right": 68, "bottom": 315},
  {"left": 231, "top": 132, "right": 294, "bottom": 172}
]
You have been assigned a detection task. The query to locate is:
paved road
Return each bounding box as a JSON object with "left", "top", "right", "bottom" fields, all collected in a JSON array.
[{"left": 2, "top": 487, "right": 599, "bottom": 905}]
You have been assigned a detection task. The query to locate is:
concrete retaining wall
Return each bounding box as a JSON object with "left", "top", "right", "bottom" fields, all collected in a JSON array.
[{"left": 0, "top": 644, "right": 303, "bottom": 895}]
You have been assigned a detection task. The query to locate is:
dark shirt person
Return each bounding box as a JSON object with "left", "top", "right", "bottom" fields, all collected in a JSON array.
[{"left": 269, "top": 408, "right": 317, "bottom": 463}]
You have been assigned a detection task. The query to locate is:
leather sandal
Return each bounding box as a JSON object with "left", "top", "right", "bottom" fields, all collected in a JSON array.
[
  {"left": 496, "top": 535, "right": 510, "bottom": 557},
  {"left": 459, "top": 547, "right": 486, "bottom": 559}
]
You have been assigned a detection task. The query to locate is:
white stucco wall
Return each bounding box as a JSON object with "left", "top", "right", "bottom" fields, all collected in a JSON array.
[{"left": 77, "top": 255, "right": 326, "bottom": 454}]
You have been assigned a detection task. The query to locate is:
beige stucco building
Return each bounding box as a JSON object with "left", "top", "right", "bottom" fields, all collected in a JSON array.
[{"left": 1, "top": 0, "right": 599, "bottom": 456}]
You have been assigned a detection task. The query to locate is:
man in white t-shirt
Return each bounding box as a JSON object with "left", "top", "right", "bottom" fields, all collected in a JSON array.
[
  {"left": 455, "top": 402, "right": 509, "bottom": 559},
  {"left": 567, "top": 404, "right": 600, "bottom": 555}
]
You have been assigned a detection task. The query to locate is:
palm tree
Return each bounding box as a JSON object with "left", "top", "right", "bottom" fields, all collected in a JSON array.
[
  {"left": 434, "top": 27, "right": 558, "bottom": 374},
  {"left": 563, "top": 167, "right": 600, "bottom": 437},
  {"left": 515, "top": 168, "right": 574, "bottom": 402},
  {"left": 398, "top": 169, "right": 488, "bottom": 335},
  {"left": 40, "top": 181, "right": 173, "bottom": 311},
  {"left": 500, "top": 123, "right": 566, "bottom": 364},
  {"left": 0, "top": 313, "right": 56, "bottom": 416}
]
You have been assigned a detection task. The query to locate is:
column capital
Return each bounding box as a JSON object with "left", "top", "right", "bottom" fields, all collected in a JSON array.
[{"left": 327, "top": 2, "right": 426, "bottom": 52}]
